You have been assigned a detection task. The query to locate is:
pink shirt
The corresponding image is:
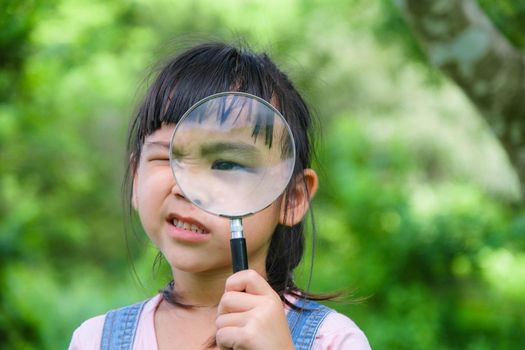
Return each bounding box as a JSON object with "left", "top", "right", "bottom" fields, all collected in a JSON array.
[{"left": 69, "top": 294, "right": 371, "bottom": 350}]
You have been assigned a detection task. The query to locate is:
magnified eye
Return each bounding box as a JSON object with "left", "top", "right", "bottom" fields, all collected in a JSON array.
[{"left": 211, "top": 159, "right": 249, "bottom": 171}]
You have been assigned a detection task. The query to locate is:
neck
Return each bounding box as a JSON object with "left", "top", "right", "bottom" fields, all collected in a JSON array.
[
  {"left": 170, "top": 269, "right": 229, "bottom": 307},
  {"left": 168, "top": 260, "right": 268, "bottom": 307}
]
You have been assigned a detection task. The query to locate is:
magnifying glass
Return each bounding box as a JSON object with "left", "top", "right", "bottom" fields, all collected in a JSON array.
[{"left": 169, "top": 92, "right": 296, "bottom": 273}]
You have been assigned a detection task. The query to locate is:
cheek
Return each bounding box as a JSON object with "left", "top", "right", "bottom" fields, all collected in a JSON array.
[
  {"left": 134, "top": 165, "right": 172, "bottom": 216},
  {"left": 242, "top": 203, "right": 281, "bottom": 243},
  {"left": 136, "top": 176, "right": 159, "bottom": 207}
]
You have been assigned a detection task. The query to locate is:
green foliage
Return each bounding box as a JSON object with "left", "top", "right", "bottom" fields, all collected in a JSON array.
[
  {"left": 300, "top": 118, "right": 525, "bottom": 349},
  {"left": 0, "top": 0, "right": 523, "bottom": 349},
  {"left": 478, "top": 0, "right": 525, "bottom": 48}
]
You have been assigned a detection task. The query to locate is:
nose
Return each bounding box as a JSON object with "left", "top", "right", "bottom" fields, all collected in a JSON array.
[
  {"left": 170, "top": 177, "right": 186, "bottom": 199},
  {"left": 171, "top": 176, "right": 206, "bottom": 206},
  {"left": 171, "top": 172, "right": 211, "bottom": 209}
]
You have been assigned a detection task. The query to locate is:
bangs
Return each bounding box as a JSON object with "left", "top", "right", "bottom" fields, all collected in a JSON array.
[
  {"left": 183, "top": 92, "right": 293, "bottom": 153},
  {"left": 135, "top": 43, "right": 278, "bottom": 148}
]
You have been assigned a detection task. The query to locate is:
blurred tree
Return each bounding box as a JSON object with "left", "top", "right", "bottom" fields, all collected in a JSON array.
[{"left": 395, "top": 0, "right": 525, "bottom": 199}]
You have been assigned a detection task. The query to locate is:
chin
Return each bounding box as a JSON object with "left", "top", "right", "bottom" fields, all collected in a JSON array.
[{"left": 167, "top": 256, "right": 230, "bottom": 274}]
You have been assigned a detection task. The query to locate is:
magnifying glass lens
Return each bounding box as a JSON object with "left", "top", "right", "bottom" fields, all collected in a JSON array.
[{"left": 170, "top": 93, "right": 295, "bottom": 218}]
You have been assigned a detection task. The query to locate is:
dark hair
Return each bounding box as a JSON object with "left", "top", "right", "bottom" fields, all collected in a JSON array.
[{"left": 123, "top": 42, "right": 333, "bottom": 309}]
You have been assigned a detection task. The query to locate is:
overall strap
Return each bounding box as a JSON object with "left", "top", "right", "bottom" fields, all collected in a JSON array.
[
  {"left": 100, "top": 299, "right": 148, "bottom": 350},
  {"left": 287, "top": 300, "right": 333, "bottom": 350}
]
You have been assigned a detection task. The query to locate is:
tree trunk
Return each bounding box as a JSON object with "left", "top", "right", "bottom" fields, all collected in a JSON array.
[{"left": 395, "top": 0, "right": 525, "bottom": 200}]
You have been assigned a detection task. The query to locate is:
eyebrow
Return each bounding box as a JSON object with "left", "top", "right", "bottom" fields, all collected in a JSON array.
[
  {"left": 200, "top": 142, "right": 261, "bottom": 158},
  {"left": 144, "top": 141, "right": 170, "bottom": 150}
]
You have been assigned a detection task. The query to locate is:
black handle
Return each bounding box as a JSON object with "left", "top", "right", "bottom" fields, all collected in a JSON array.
[{"left": 231, "top": 237, "right": 248, "bottom": 273}]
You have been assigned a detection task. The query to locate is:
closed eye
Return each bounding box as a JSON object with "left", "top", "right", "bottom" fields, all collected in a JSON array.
[{"left": 147, "top": 155, "right": 169, "bottom": 162}]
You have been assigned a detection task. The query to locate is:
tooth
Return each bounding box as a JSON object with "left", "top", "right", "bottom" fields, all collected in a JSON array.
[{"left": 171, "top": 218, "right": 205, "bottom": 233}]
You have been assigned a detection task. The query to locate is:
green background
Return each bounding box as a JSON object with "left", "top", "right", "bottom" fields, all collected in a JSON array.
[{"left": 1, "top": 0, "right": 524, "bottom": 349}]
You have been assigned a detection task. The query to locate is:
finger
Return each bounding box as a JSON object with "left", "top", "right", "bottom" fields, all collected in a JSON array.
[
  {"left": 225, "top": 269, "right": 275, "bottom": 295},
  {"left": 217, "top": 291, "right": 260, "bottom": 315},
  {"left": 216, "top": 326, "right": 253, "bottom": 350},
  {"left": 216, "top": 326, "right": 236, "bottom": 350},
  {"left": 216, "top": 312, "right": 248, "bottom": 329}
]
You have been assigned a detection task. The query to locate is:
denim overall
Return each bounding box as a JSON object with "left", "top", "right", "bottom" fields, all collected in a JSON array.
[{"left": 100, "top": 298, "right": 332, "bottom": 350}]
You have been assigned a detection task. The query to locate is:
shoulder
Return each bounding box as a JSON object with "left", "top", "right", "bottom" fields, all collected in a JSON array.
[
  {"left": 68, "top": 314, "right": 106, "bottom": 350},
  {"left": 67, "top": 295, "right": 161, "bottom": 350},
  {"left": 314, "top": 308, "right": 371, "bottom": 350}
]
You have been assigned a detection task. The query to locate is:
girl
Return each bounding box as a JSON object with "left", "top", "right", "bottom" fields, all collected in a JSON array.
[{"left": 69, "top": 42, "right": 371, "bottom": 350}]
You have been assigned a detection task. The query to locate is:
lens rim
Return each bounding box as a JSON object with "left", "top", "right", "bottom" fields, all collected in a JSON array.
[{"left": 168, "top": 91, "right": 296, "bottom": 218}]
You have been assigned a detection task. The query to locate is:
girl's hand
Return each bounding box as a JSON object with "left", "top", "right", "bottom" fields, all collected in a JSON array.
[{"left": 216, "top": 269, "right": 295, "bottom": 350}]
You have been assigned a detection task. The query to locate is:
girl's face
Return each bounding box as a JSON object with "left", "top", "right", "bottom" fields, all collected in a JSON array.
[{"left": 132, "top": 124, "right": 283, "bottom": 275}]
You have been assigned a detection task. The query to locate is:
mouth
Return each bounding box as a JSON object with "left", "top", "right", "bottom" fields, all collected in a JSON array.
[{"left": 167, "top": 214, "right": 209, "bottom": 234}]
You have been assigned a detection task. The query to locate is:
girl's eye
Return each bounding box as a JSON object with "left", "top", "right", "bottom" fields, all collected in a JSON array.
[
  {"left": 149, "top": 157, "right": 169, "bottom": 162},
  {"left": 211, "top": 160, "right": 247, "bottom": 171}
]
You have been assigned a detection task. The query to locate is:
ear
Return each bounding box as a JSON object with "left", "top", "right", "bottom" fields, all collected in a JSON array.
[{"left": 279, "top": 168, "right": 318, "bottom": 227}]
